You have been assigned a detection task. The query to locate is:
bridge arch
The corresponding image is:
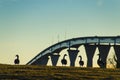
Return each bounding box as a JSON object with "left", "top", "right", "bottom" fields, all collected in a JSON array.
[{"left": 27, "top": 36, "right": 120, "bottom": 68}]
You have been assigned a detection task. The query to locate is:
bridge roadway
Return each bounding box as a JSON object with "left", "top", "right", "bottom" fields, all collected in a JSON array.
[{"left": 27, "top": 36, "right": 120, "bottom": 68}]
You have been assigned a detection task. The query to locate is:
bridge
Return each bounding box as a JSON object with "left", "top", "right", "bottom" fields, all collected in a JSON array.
[{"left": 27, "top": 36, "right": 120, "bottom": 68}]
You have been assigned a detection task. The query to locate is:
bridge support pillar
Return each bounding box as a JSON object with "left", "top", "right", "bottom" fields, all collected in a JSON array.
[
  {"left": 67, "top": 49, "right": 79, "bottom": 67},
  {"left": 51, "top": 54, "right": 60, "bottom": 66},
  {"left": 84, "top": 44, "right": 96, "bottom": 67},
  {"left": 114, "top": 45, "right": 120, "bottom": 68},
  {"left": 31, "top": 55, "right": 49, "bottom": 65},
  {"left": 98, "top": 45, "right": 110, "bottom": 68}
]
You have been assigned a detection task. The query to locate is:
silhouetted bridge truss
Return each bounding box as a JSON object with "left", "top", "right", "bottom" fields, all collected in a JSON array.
[{"left": 27, "top": 36, "right": 120, "bottom": 68}]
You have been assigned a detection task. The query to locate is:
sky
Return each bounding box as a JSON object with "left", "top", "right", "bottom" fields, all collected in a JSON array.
[{"left": 0, "top": 0, "right": 120, "bottom": 66}]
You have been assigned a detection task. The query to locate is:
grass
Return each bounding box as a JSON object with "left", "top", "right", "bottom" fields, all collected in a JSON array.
[{"left": 0, "top": 64, "right": 120, "bottom": 80}]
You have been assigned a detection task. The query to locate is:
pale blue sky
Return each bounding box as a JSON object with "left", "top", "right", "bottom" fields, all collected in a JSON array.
[{"left": 0, "top": 0, "right": 120, "bottom": 65}]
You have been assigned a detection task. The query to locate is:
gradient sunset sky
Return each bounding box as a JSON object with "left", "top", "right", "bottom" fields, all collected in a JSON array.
[{"left": 0, "top": 0, "right": 120, "bottom": 65}]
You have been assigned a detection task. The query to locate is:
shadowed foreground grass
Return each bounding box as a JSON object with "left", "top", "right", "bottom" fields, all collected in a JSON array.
[{"left": 0, "top": 64, "right": 120, "bottom": 80}]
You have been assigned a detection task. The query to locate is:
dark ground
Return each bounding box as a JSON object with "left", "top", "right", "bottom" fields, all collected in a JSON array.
[{"left": 0, "top": 64, "right": 120, "bottom": 80}]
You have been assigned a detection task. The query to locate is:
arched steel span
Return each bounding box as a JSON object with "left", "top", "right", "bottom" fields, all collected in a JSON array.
[{"left": 27, "top": 36, "right": 120, "bottom": 65}]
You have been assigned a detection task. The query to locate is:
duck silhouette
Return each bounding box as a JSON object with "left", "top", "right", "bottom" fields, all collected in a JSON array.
[
  {"left": 14, "top": 55, "right": 20, "bottom": 64},
  {"left": 97, "top": 53, "right": 104, "bottom": 68},
  {"left": 61, "top": 54, "right": 67, "bottom": 66},
  {"left": 79, "top": 55, "right": 84, "bottom": 67}
]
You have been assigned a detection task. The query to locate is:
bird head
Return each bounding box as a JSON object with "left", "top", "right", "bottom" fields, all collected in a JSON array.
[
  {"left": 79, "top": 55, "right": 82, "bottom": 59},
  {"left": 64, "top": 54, "right": 67, "bottom": 56},
  {"left": 97, "top": 53, "right": 100, "bottom": 56},
  {"left": 16, "top": 55, "right": 19, "bottom": 58},
  {"left": 79, "top": 55, "right": 82, "bottom": 57}
]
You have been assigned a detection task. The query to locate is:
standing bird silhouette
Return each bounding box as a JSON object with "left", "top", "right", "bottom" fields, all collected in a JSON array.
[
  {"left": 79, "top": 55, "right": 84, "bottom": 67},
  {"left": 61, "top": 54, "right": 67, "bottom": 66},
  {"left": 14, "top": 55, "right": 20, "bottom": 64},
  {"left": 97, "top": 53, "right": 104, "bottom": 68}
]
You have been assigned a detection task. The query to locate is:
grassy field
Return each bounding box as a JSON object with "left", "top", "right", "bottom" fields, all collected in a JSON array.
[{"left": 0, "top": 64, "right": 120, "bottom": 80}]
